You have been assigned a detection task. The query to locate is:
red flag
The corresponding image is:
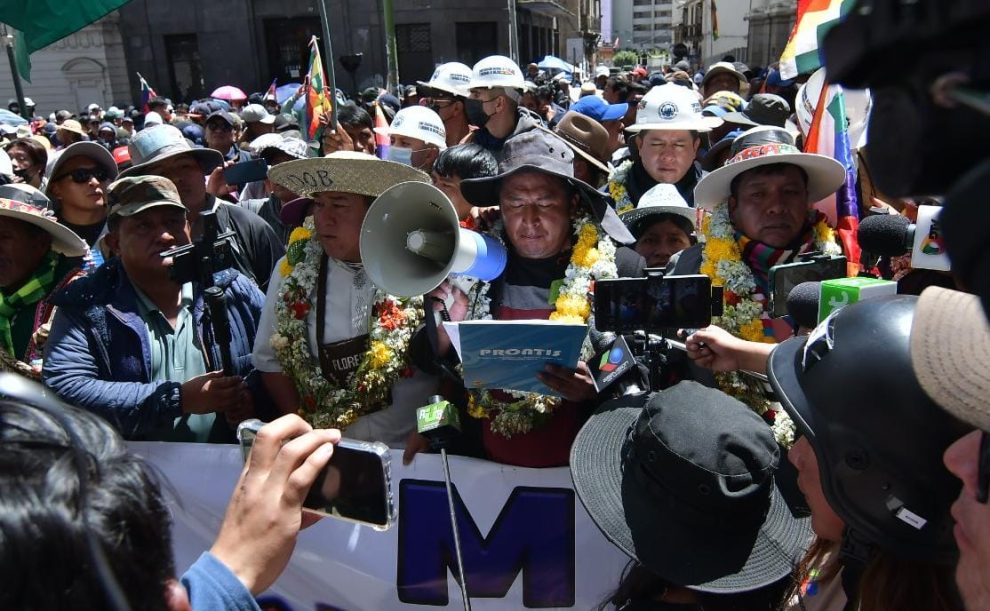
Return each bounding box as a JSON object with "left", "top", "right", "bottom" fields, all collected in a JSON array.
[
  {"left": 138, "top": 73, "right": 157, "bottom": 114},
  {"left": 373, "top": 101, "right": 390, "bottom": 160}
]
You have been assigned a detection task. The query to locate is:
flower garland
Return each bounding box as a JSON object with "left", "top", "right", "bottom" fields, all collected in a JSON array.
[
  {"left": 700, "top": 201, "right": 840, "bottom": 445},
  {"left": 607, "top": 159, "right": 635, "bottom": 214},
  {"left": 269, "top": 219, "right": 423, "bottom": 429},
  {"left": 464, "top": 214, "right": 618, "bottom": 437}
]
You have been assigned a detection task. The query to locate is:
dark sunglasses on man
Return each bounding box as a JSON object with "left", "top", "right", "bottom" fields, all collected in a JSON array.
[{"left": 55, "top": 166, "right": 111, "bottom": 184}]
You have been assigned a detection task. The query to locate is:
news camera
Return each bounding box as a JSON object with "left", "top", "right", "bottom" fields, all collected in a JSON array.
[
  {"left": 590, "top": 271, "right": 723, "bottom": 396},
  {"left": 160, "top": 210, "right": 238, "bottom": 374}
]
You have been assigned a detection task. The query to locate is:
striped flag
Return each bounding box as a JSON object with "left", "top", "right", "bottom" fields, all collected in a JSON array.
[
  {"left": 778, "top": 0, "right": 854, "bottom": 80},
  {"left": 138, "top": 73, "right": 157, "bottom": 113},
  {"left": 372, "top": 101, "right": 390, "bottom": 160},
  {"left": 804, "top": 75, "right": 862, "bottom": 270},
  {"left": 264, "top": 78, "right": 278, "bottom": 101},
  {"left": 711, "top": 0, "right": 719, "bottom": 41},
  {"left": 304, "top": 36, "right": 333, "bottom": 141}
]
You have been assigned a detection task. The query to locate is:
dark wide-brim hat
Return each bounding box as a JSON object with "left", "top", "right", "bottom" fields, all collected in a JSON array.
[
  {"left": 570, "top": 381, "right": 812, "bottom": 592},
  {"left": 119, "top": 125, "right": 223, "bottom": 179},
  {"left": 694, "top": 125, "right": 846, "bottom": 210},
  {"left": 459, "top": 130, "right": 634, "bottom": 244}
]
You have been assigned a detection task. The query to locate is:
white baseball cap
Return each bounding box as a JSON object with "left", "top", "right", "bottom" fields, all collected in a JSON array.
[
  {"left": 143, "top": 112, "right": 163, "bottom": 126},
  {"left": 373, "top": 106, "right": 447, "bottom": 150},
  {"left": 596, "top": 66, "right": 610, "bottom": 78},
  {"left": 418, "top": 62, "right": 473, "bottom": 98},
  {"left": 469, "top": 55, "right": 526, "bottom": 92},
  {"left": 626, "top": 83, "right": 723, "bottom": 133},
  {"left": 240, "top": 103, "right": 276, "bottom": 125}
]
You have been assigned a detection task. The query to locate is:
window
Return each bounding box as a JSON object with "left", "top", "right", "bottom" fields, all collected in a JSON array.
[
  {"left": 263, "top": 18, "right": 325, "bottom": 85},
  {"left": 164, "top": 34, "right": 204, "bottom": 102},
  {"left": 395, "top": 23, "right": 433, "bottom": 83},
  {"left": 455, "top": 22, "right": 498, "bottom": 67}
]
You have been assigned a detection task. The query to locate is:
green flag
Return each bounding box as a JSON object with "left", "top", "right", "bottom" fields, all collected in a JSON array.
[
  {"left": 1, "top": 0, "right": 133, "bottom": 54},
  {"left": 12, "top": 29, "right": 31, "bottom": 83}
]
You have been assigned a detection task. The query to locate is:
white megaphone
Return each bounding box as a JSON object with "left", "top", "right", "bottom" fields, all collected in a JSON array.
[{"left": 360, "top": 181, "right": 507, "bottom": 297}]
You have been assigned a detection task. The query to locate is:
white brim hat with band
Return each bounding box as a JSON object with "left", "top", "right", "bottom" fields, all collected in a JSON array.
[
  {"left": 625, "top": 83, "right": 723, "bottom": 133},
  {"left": 0, "top": 185, "right": 87, "bottom": 257},
  {"left": 372, "top": 105, "right": 447, "bottom": 150},
  {"left": 693, "top": 125, "right": 847, "bottom": 210},
  {"left": 417, "top": 62, "right": 473, "bottom": 98},
  {"left": 620, "top": 183, "right": 696, "bottom": 234},
  {"left": 269, "top": 151, "right": 430, "bottom": 226}
]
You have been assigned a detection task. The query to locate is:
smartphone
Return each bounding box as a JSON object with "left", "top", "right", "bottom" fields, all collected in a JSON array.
[
  {"left": 223, "top": 158, "right": 269, "bottom": 185},
  {"left": 768, "top": 256, "right": 847, "bottom": 318},
  {"left": 594, "top": 274, "right": 714, "bottom": 333},
  {"left": 236, "top": 419, "right": 396, "bottom": 531}
]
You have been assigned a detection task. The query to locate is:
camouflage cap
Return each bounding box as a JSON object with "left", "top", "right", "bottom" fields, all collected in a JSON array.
[{"left": 107, "top": 175, "right": 187, "bottom": 218}]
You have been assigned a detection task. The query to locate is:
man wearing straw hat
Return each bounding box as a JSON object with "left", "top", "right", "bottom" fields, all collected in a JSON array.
[
  {"left": 254, "top": 152, "right": 440, "bottom": 444},
  {"left": 668, "top": 125, "right": 846, "bottom": 417}
]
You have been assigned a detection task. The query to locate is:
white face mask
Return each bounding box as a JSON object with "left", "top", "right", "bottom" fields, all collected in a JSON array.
[{"left": 387, "top": 146, "right": 413, "bottom": 166}]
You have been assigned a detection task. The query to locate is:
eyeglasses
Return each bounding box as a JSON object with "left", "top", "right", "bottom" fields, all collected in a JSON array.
[
  {"left": 206, "top": 122, "right": 233, "bottom": 132},
  {"left": 55, "top": 166, "right": 111, "bottom": 184}
]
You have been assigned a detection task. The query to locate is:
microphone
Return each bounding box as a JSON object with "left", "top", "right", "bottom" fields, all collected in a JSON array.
[
  {"left": 785, "top": 281, "right": 821, "bottom": 330},
  {"left": 416, "top": 395, "right": 462, "bottom": 449},
  {"left": 588, "top": 334, "right": 642, "bottom": 396},
  {"left": 858, "top": 208, "right": 950, "bottom": 272},
  {"left": 858, "top": 214, "right": 913, "bottom": 257}
]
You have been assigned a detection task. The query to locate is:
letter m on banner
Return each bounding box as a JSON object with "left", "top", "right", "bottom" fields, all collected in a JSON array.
[{"left": 397, "top": 480, "right": 576, "bottom": 607}]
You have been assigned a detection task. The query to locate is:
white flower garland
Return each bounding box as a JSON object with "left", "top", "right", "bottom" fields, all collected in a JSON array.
[
  {"left": 607, "top": 159, "right": 635, "bottom": 214},
  {"left": 269, "top": 218, "right": 423, "bottom": 429}
]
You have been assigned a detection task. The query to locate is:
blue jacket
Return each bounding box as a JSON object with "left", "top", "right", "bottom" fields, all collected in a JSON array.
[{"left": 42, "top": 258, "right": 267, "bottom": 440}]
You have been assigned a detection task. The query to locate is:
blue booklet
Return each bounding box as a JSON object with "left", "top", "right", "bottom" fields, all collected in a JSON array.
[{"left": 444, "top": 320, "right": 589, "bottom": 396}]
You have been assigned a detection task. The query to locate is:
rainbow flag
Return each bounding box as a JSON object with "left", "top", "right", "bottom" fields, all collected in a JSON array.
[
  {"left": 138, "top": 73, "right": 157, "bottom": 113},
  {"left": 778, "top": 0, "right": 854, "bottom": 80},
  {"left": 804, "top": 77, "right": 861, "bottom": 269},
  {"left": 372, "top": 101, "right": 390, "bottom": 160},
  {"left": 304, "top": 36, "right": 332, "bottom": 141}
]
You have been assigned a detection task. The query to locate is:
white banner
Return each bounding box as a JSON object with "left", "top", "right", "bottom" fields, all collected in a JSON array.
[{"left": 130, "top": 442, "right": 629, "bottom": 610}]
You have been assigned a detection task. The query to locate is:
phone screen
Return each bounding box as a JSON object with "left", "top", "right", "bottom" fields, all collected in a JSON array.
[
  {"left": 768, "top": 257, "right": 847, "bottom": 317},
  {"left": 595, "top": 275, "right": 712, "bottom": 333},
  {"left": 237, "top": 421, "right": 393, "bottom": 529},
  {"left": 222, "top": 158, "right": 269, "bottom": 185}
]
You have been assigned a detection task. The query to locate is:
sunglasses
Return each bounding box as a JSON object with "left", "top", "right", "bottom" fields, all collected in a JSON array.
[
  {"left": 206, "top": 122, "right": 233, "bottom": 132},
  {"left": 56, "top": 166, "right": 111, "bottom": 184}
]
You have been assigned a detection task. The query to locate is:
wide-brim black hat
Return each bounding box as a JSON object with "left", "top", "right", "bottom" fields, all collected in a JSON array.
[
  {"left": 570, "top": 383, "right": 812, "bottom": 593},
  {"left": 460, "top": 130, "right": 634, "bottom": 244}
]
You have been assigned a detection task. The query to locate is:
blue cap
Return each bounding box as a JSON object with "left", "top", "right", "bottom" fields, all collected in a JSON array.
[
  {"left": 571, "top": 96, "right": 628, "bottom": 123},
  {"left": 702, "top": 105, "right": 728, "bottom": 118}
]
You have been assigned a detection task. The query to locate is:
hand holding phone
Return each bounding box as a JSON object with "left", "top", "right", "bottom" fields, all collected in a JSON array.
[
  {"left": 237, "top": 419, "right": 395, "bottom": 532},
  {"left": 211, "top": 415, "right": 340, "bottom": 595}
]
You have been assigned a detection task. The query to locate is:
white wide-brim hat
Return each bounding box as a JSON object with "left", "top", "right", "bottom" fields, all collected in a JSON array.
[
  {"left": 626, "top": 83, "right": 723, "bottom": 133},
  {"left": 694, "top": 126, "right": 846, "bottom": 210},
  {"left": 620, "top": 183, "right": 697, "bottom": 234}
]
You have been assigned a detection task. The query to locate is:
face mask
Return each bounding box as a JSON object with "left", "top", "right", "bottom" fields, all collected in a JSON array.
[
  {"left": 387, "top": 146, "right": 414, "bottom": 166},
  {"left": 464, "top": 98, "right": 491, "bottom": 128}
]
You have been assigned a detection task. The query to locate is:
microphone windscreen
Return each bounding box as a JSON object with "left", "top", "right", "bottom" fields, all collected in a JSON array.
[
  {"left": 786, "top": 281, "right": 822, "bottom": 329},
  {"left": 858, "top": 214, "right": 911, "bottom": 256}
]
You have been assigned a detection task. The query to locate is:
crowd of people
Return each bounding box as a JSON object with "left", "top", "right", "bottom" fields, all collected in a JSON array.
[{"left": 1, "top": 4, "right": 989, "bottom": 609}]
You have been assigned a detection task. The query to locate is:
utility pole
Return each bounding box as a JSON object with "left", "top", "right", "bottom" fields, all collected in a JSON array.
[
  {"left": 382, "top": 0, "right": 400, "bottom": 94},
  {"left": 1, "top": 26, "right": 27, "bottom": 120},
  {"left": 507, "top": 0, "right": 519, "bottom": 64}
]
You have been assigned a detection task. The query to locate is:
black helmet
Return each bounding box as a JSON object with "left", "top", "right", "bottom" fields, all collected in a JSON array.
[{"left": 767, "top": 295, "right": 968, "bottom": 564}]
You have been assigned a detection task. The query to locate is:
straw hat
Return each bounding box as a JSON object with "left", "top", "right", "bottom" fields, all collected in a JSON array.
[{"left": 0, "top": 184, "right": 87, "bottom": 256}]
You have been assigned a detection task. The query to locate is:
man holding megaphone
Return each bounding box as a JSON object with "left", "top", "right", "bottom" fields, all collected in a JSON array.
[
  {"left": 251, "top": 151, "right": 441, "bottom": 444},
  {"left": 407, "top": 130, "right": 644, "bottom": 468}
]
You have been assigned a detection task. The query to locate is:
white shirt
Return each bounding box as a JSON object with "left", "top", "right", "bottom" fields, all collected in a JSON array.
[{"left": 253, "top": 255, "right": 438, "bottom": 446}]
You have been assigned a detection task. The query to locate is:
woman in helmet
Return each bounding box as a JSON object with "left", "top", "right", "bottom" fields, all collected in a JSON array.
[{"left": 766, "top": 295, "right": 967, "bottom": 611}]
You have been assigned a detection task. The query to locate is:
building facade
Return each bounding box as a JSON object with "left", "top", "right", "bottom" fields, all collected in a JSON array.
[
  {"left": 114, "top": 0, "right": 591, "bottom": 105},
  {"left": 673, "top": 0, "right": 748, "bottom": 68},
  {"left": 0, "top": 14, "right": 130, "bottom": 116},
  {"left": 745, "top": 0, "right": 796, "bottom": 69}
]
